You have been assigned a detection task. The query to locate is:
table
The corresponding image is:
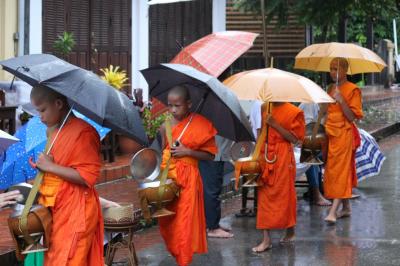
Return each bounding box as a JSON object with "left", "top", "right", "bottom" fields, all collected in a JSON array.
[
  {"left": 104, "top": 223, "right": 138, "bottom": 266},
  {"left": 0, "top": 106, "right": 17, "bottom": 135}
]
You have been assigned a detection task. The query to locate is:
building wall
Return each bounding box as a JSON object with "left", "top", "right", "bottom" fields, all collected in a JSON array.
[{"left": 0, "top": 0, "right": 18, "bottom": 81}]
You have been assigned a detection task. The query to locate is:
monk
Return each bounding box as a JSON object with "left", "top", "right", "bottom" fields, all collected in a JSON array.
[
  {"left": 31, "top": 85, "right": 103, "bottom": 266},
  {"left": 252, "top": 102, "right": 305, "bottom": 253},
  {"left": 158, "top": 85, "right": 217, "bottom": 266},
  {"left": 323, "top": 58, "right": 363, "bottom": 223}
]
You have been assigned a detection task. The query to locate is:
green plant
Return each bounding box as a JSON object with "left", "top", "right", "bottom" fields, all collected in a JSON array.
[
  {"left": 100, "top": 65, "right": 129, "bottom": 90},
  {"left": 53, "top": 31, "right": 76, "bottom": 58},
  {"left": 142, "top": 107, "right": 171, "bottom": 140}
]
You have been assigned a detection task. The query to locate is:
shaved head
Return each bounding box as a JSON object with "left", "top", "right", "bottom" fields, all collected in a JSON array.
[
  {"left": 30, "top": 85, "right": 69, "bottom": 106},
  {"left": 330, "top": 57, "right": 349, "bottom": 72},
  {"left": 168, "top": 85, "right": 191, "bottom": 101}
]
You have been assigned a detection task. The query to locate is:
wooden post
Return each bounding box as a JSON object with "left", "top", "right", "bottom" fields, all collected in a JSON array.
[{"left": 260, "top": 0, "right": 268, "bottom": 67}]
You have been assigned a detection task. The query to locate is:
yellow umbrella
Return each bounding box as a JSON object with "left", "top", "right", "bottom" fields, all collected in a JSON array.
[
  {"left": 294, "top": 42, "right": 386, "bottom": 74},
  {"left": 223, "top": 67, "right": 334, "bottom": 103}
]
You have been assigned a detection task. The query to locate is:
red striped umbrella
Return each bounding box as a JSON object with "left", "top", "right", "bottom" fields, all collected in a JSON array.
[{"left": 171, "top": 31, "right": 258, "bottom": 77}]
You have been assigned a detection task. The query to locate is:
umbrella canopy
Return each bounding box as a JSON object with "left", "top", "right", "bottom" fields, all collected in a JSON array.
[
  {"left": 140, "top": 63, "right": 254, "bottom": 142},
  {"left": 0, "top": 122, "right": 38, "bottom": 189},
  {"left": 355, "top": 128, "right": 386, "bottom": 182},
  {"left": 0, "top": 54, "right": 148, "bottom": 145},
  {"left": 294, "top": 42, "right": 386, "bottom": 74},
  {"left": 0, "top": 130, "right": 19, "bottom": 152},
  {"left": 223, "top": 68, "right": 334, "bottom": 103},
  {"left": 25, "top": 113, "right": 110, "bottom": 154},
  {"left": 171, "top": 31, "right": 258, "bottom": 77}
]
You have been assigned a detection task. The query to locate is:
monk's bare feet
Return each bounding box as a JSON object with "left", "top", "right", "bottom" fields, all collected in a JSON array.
[
  {"left": 324, "top": 214, "right": 337, "bottom": 224},
  {"left": 336, "top": 209, "right": 351, "bottom": 219},
  {"left": 207, "top": 228, "right": 234, "bottom": 238},
  {"left": 315, "top": 197, "right": 332, "bottom": 207},
  {"left": 280, "top": 229, "right": 295, "bottom": 244},
  {"left": 219, "top": 225, "right": 232, "bottom": 232},
  {"left": 252, "top": 241, "right": 272, "bottom": 253}
]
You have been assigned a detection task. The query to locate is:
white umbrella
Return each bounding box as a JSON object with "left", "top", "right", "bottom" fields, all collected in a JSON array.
[
  {"left": 356, "top": 129, "right": 386, "bottom": 182},
  {"left": 223, "top": 68, "right": 335, "bottom": 103},
  {"left": 0, "top": 129, "right": 19, "bottom": 152},
  {"left": 148, "top": 0, "right": 193, "bottom": 5}
]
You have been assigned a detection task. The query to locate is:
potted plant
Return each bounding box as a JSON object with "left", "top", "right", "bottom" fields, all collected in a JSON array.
[
  {"left": 53, "top": 31, "right": 75, "bottom": 60},
  {"left": 142, "top": 106, "right": 170, "bottom": 143},
  {"left": 100, "top": 65, "right": 142, "bottom": 155}
]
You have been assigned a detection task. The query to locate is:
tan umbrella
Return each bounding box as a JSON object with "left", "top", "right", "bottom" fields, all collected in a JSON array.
[
  {"left": 223, "top": 68, "right": 334, "bottom": 103},
  {"left": 294, "top": 42, "right": 386, "bottom": 74}
]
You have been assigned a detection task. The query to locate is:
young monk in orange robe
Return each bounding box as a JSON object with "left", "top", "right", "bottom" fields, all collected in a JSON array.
[
  {"left": 158, "top": 85, "right": 217, "bottom": 266},
  {"left": 252, "top": 102, "right": 305, "bottom": 252},
  {"left": 31, "top": 85, "right": 103, "bottom": 266},
  {"left": 323, "top": 58, "right": 363, "bottom": 223}
]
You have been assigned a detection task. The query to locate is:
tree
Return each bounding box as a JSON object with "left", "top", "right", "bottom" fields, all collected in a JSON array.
[{"left": 233, "top": 0, "right": 400, "bottom": 44}]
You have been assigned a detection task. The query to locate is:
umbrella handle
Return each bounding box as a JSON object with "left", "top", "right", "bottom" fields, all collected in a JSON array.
[{"left": 28, "top": 157, "right": 37, "bottom": 169}]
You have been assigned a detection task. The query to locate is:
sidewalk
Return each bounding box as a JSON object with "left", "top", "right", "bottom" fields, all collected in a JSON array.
[{"left": 0, "top": 87, "right": 399, "bottom": 264}]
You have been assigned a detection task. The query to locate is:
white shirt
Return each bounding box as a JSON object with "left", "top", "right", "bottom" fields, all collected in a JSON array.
[
  {"left": 214, "top": 135, "right": 233, "bottom": 162},
  {"left": 249, "top": 100, "right": 263, "bottom": 138},
  {"left": 298, "top": 103, "right": 319, "bottom": 125}
]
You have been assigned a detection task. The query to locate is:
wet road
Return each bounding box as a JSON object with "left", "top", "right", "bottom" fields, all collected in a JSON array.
[{"left": 136, "top": 146, "right": 400, "bottom": 266}]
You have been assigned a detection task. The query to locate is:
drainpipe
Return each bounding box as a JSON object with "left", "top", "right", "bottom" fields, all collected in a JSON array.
[{"left": 17, "top": 0, "right": 25, "bottom": 56}]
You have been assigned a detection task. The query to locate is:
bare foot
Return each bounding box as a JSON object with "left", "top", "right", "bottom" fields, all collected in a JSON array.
[
  {"left": 252, "top": 241, "right": 272, "bottom": 253},
  {"left": 324, "top": 214, "right": 337, "bottom": 224},
  {"left": 315, "top": 197, "right": 332, "bottom": 207},
  {"left": 207, "top": 228, "right": 234, "bottom": 238},
  {"left": 280, "top": 232, "right": 295, "bottom": 244},
  {"left": 219, "top": 225, "right": 232, "bottom": 232},
  {"left": 336, "top": 210, "right": 351, "bottom": 219}
]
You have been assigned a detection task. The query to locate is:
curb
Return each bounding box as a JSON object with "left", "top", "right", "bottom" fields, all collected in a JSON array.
[{"left": 369, "top": 123, "right": 400, "bottom": 142}]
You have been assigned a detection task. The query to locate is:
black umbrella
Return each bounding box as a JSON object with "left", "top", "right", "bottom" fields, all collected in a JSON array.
[
  {"left": 0, "top": 54, "right": 148, "bottom": 145},
  {"left": 140, "top": 64, "right": 254, "bottom": 142}
]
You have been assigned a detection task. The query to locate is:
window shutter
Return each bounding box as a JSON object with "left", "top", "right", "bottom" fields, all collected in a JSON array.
[{"left": 42, "top": 0, "right": 66, "bottom": 53}]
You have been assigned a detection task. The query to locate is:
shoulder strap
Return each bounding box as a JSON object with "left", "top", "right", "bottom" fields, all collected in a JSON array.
[{"left": 158, "top": 117, "right": 173, "bottom": 203}]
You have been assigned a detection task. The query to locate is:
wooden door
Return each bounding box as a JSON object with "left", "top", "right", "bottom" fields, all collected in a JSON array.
[
  {"left": 149, "top": 0, "right": 212, "bottom": 66},
  {"left": 42, "top": 0, "right": 131, "bottom": 78}
]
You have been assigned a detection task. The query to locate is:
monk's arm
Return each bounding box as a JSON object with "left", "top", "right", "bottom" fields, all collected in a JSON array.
[
  {"left": 36, "top": 153, "right": 88, "bottom": 186},
  {"left": 333, "top": 88, "right": 356, "bottom": 122},
  {"left": 170, "top": 145, "right": 215, "bottom": 160},
  {"left": 267, "top": 116, "right": 300, "bottom": 144}
]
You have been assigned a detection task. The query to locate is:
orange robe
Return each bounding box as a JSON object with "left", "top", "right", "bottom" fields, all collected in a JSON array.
[
  {"left": 257, "top": 103, "right": 305, "bottom": 229},
  {"left": 38, "top": 117, "right": 103, "bottom": 266},
  {"left": 158, "top": 113, "right": 217, "bottom": 266},
  {"left": 324, "top": 81, "right": 363, "bottom": 199}
]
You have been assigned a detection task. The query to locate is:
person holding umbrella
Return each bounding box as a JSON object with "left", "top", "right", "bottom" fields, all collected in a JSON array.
[
  {"left": 252, "top": 102, "right": 305, "bottom": 252},
  {"left": 322, "top": 58, "right": 364, "bottom": 224},
  {"left": 30, "top": 85, "right": 104, "bottom": 265},
  {"left": 157, "top": 85, "right": 218, "bottom": 266}
]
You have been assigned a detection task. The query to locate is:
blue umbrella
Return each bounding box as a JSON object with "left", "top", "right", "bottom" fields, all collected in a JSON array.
[
  {"left": 24, "top": 113, "right": 110, "bottom": 154},
  {"left": 355, "top": 128, "right": 386, "bottom": 182},
  {"left": 0, "top": 115, "right": 111, "bottom": 189},
  {"left": 0, "top": 123, "right": 37, "bottom": 189}
]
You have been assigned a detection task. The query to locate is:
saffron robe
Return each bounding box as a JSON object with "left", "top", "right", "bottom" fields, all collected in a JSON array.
[
  {"left": 257, "top": 103, "right": 305, "bottom": 229},
  {"left": 38, "top": 117, "right": 103, "bottom": 266},
  {"left": 324, "top": 81, "right": 363, "bottom": 199},
  {"left": 158, "top": 113, "right": 217, "bottom": 266}
]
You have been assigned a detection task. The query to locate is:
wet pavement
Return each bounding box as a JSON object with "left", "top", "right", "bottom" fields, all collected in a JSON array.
[{"left": 134, "top": 137, "right": 400, "bottom": 266}]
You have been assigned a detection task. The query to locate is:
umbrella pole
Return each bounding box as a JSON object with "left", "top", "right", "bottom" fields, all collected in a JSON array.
[
  {"left": 46, "top": 106, "right": 74, "bottom": 154},
  {"left": 264, "top": 102, "right": 276, "bottom": 164}
]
